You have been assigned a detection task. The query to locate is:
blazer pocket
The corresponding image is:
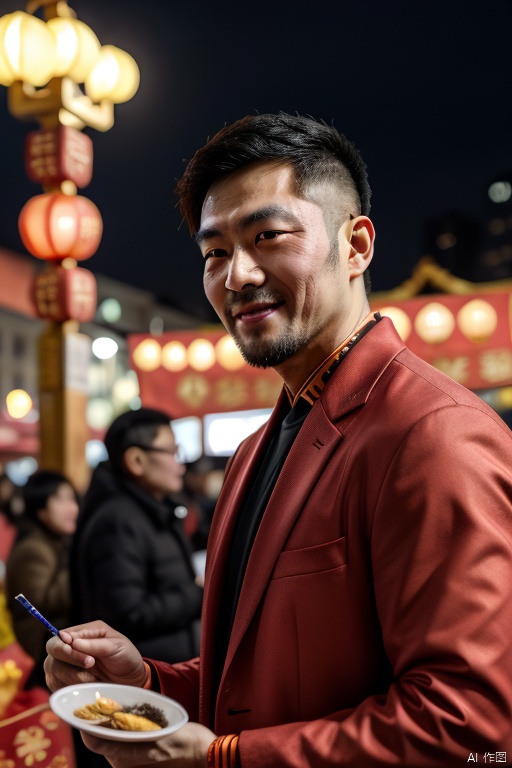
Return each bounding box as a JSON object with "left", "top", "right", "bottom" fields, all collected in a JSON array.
[{"left": 272, "top": 537, "right": 346, "bottom": 580}]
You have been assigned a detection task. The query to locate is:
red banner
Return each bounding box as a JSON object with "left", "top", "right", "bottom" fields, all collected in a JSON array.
[
  {"left": 128, "top": 329, "right": 283, "bottom": 418},
  {"left": 371, "top": 290, "right": 512, "bottom": 390}
]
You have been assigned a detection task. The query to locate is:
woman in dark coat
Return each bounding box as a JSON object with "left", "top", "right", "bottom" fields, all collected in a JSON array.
[
  {"left": 72, "top": 408, "right": 203, "bottom": 664},
  {"left": 6, "top": 470, "right": 79, "bottom": 688}
]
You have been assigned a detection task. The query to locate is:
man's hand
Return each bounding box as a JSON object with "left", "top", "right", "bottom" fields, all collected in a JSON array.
[
  {"left": 81, "top": 722, "right": 215, "bottom": 768},
  {"left": 44, "top": 620, "right": 147, "bottom": 691}
]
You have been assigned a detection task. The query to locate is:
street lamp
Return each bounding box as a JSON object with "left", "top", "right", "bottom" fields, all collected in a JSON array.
[{"left": 0, "top": 0, "right": 139, "bottom": 490}]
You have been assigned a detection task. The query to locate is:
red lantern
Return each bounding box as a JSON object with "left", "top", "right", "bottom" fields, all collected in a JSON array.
[
  {"left": 33, "top": 265, "right": 97, "bottom": 322},
  {"left": 19, "top": 192, "right": 103, "bottom": 261},
  {"left": 25, "top": 126, "right": 94, "bottom": 189}
]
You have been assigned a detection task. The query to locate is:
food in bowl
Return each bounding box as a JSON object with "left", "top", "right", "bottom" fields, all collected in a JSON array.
[{"left": 73, "top": 693, "right": 167, "bottom": 731}]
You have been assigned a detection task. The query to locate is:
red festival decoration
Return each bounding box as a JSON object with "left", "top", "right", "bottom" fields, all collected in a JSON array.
[
  {"left": 25, "top": 125, "right": 93, "bottom": 189},
  {"left": 371, "top": 290, "right": 512, "bottom": 390},
  {"left": 18, "top": 192, "right": 103, "bottom": 261},
  {"left": 33, "top": 265, "right": 97, "bottom": 322},
  {"left": 128, "top": 329, "right": 283, "bottom": 419}
]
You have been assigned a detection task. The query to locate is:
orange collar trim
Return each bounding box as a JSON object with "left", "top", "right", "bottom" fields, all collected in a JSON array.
[{"left": 285, "top": 311, "right": 377, "bottom": 407}]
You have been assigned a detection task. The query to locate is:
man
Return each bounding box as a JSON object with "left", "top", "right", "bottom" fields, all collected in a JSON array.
[
  {"left": 72, "top": 408, "right": 203, "bottom": 664},
  {"left": 45, "top": 114, "right": 512, "bottom": 767}
]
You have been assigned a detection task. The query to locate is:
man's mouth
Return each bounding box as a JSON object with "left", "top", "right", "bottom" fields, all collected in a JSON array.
[{"left": 233, "top": 300, "right": 285, "bottom": 324}]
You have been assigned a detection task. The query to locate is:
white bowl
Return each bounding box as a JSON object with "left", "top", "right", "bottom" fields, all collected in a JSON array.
[{"left": 49, "top": 682, "right": 188, "bottom": 742}]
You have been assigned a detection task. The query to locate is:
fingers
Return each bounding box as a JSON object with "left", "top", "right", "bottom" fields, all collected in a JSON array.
[
  {"left": 60, "top": 620, "right": 114, "bottom": 638},
  {"left": 46, "top": 634, "right": 96, "bottom": 669},
  {"left": 81, "top": 732, "right": 153, "bottom": 767},
  {"left": 44, "top": 657, "right": 100, "bottom": 692},
  {"left": 47, "top": 621, "right": 122, "bottom": 669}
]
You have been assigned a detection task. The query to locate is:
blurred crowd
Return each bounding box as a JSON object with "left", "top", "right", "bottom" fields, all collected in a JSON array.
[{"left": 0, "top": 409, "right": 224, "bottom": 766}]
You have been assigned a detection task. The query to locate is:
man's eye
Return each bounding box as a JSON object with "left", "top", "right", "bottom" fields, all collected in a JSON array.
[
  {"left": 204, "top": 248, "right": 226, "bottom": 260},
  {"left": 255, "top": 230, "right": 282, "bottom": 243}
]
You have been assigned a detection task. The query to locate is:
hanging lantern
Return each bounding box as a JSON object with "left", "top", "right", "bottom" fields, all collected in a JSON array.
[
  {"left": 0, "top": 11, "right": 57, "bottom": 87},
  {"left": 33, "top": 264, "right": 97, "bottom": 322},
  {"left": 47, "top": 16, "right": 101, "bottom": 82},
  {"left": 85, "top": 44, "right": 140, "bottom": 104},
  {"left": 19, "top": 192, "right": 103, "bottom": 261},
  {"left": 25, "top": 125, "right": 94, "bottom": 189}
]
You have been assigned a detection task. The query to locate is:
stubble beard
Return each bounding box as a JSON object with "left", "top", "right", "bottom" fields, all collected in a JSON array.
[{"left": 229, "top": 319, "right": 312, "bottom": 369}]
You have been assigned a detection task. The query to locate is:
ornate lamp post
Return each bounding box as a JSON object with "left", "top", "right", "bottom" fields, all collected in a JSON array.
[{"left": 0, "top": 0, "right": 139, "bottom": 489}]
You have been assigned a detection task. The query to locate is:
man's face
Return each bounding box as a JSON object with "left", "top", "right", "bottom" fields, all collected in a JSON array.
[
  {"left": 197, "top": 161, "right": 356, "bottom": 383},
  {"left": 136, "top": 424, "right": 185, "bottom": 499}
]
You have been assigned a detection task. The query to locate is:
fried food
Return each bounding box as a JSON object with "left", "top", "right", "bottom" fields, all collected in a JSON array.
[
  {"left": 94, "top": 695, "right": 123, "bottom": 715},
  {"left": 73, "top": 693, "right": 123, "bottom": 721},
  {"left": 73, "top": 693, "right": 167, "bottom": 732},
  {"left": 73, "top": 705, "right": 110, "bottom": 723},
  {"left": 111, "top": 712, "right": 162, "bottom": 731}
]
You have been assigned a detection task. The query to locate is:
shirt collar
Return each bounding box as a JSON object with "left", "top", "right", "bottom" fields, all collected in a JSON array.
[{"left": 284, "top": 311, "right": 380, "bottom": 407}]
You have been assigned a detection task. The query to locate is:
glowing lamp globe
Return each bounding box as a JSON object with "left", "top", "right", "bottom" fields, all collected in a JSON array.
[
  {"left": 85, "top": 44, "right": 140, "bottom": 104},
  {"left": 47, "top": 17, "right": 101, "bottom": 82},
  {"left": 377, "top": 306, "right": 412, "bottom": 342},
  {"left": 0, "top": 11, "right": 57, "bottom": 87},
  {"left": 162, "top": 341, "right": 188, "bottom": 372},
  {"left": 187, "top": 339, "right": 216, "bottom": 371},
  {"left": 19, "top": 192, "right": 103, "bottom": 261},
  {"left": 215, "top": 334, "right": 245, "bottom": 370},
  {"left": 457, "top": 299, "right": 498, "bottom": 343},
  {"left": 414, "top": 302, "right": 455, "bottom": 344},
  {"left": 132, "top": 339, "right": 162, "bottom": 371},
  {"left": 6, "top": 389, "right": 33, "bottom": 419}
]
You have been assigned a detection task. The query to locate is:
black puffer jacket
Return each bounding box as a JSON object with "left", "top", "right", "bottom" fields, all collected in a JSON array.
[{"left": 72, "top": 462, "right": 202, "bottom": 663}]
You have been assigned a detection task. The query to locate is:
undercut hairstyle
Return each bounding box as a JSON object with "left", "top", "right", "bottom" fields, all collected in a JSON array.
[
  {"left": 104, "top": 408, "right": 173, "bottom": 474},
  {"left": 23, "top": 470, "right": 77, "bottom": 521},
  {"left": 176, "top": 112, "right": 372, "bottom": 292}
]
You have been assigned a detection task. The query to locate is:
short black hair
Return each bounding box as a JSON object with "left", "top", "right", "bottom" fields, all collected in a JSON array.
[
  {"left": 176, "top": 112, "right": 371, "bottom": 235},
  {"left": 23, "top": 470, "right": 77, "bottom": 521},
  {"left": 104, "top": 408, "right": 173, "bottom": 474}
]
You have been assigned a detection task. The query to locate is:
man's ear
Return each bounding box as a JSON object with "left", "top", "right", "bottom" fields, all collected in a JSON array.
[
  {"left": 347, "top": 216, "right": 375, "bottom": 280},
  {"left": 122, "top": 446, "right": 146, "bottom": 478}
]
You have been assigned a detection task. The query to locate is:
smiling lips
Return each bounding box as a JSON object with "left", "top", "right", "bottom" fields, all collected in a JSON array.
[{"left": 234, "top": 301, "right": 285, "bottom": 324}]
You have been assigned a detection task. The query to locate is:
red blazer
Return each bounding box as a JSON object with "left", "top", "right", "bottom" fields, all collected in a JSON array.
[{"left": 150, "top": 319, "right": 512, "bottom": 766}]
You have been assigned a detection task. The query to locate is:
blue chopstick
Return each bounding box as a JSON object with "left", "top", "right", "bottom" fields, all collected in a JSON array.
[{"left": 15, "top": 593, "right": 60, "bottom": 636}]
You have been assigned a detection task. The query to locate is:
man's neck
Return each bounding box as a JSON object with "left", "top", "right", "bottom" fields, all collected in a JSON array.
[{"left": 276, "top": 305, "right": 373, "bottom": 398}]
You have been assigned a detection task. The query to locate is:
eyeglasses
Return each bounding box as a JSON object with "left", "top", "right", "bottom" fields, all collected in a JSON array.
[{"left": 132, "top": 444, "right": 185, "bottom": 463}]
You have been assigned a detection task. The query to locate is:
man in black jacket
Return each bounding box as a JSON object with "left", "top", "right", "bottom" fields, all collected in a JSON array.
[{"left": 72, "top": 408, "right": 203, "bottom": 663}]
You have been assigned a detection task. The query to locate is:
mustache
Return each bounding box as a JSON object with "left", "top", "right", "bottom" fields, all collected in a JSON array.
[{"left": 225, "top": 288, "right": 284, "bottom": 316}]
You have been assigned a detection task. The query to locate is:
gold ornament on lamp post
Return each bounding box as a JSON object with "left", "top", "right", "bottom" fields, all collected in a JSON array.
[{"left": 0, "top": 0, "right": 140, "bottom": 490}]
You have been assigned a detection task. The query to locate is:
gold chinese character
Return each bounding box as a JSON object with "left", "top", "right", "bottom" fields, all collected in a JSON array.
[
  {"left": 177, "top": 374, "right": 210, "bottom": 409},
  {"left": 215, "top": 376, "right": 248, "bottom": 407},
  {"left": 480, "top": 350, "right": 512, "bottom": 383},
  {"left": 432, "top": 357, "right": 469, "bottom": 383}
]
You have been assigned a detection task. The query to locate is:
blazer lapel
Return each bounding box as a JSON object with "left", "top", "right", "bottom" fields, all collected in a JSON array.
[
  {"left": 221, "top": 401, "right": 343, "bottom": 681},
  {"left": 200, "top": 395, "right": 288, "bottom": 722}
]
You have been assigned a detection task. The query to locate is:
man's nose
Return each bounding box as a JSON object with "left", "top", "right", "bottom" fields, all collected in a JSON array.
[{"left": 225, "top": 247, "right": 265, "bottom": 292}]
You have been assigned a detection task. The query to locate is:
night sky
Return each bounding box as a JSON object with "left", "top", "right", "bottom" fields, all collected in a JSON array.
[{"left": 1, "top": 0, "right": 511, "bottom": 323}]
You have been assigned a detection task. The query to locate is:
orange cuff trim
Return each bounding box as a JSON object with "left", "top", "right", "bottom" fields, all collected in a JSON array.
[
  {"left": 206, "top": 735, "right": 240, "bottom": 767},
  {"left": 142, "top": 661, "right": 153, "bottom": 689}
]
